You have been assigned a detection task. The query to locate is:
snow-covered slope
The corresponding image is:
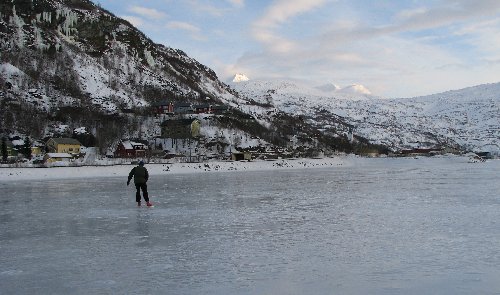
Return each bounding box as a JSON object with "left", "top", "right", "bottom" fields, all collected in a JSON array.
[
  {"left": 231, "top": 79, "right": 499, "bottom": 154},
  {"left": 0, "top": 0, "right": 263, "bottom": 153},
  {"left": 0, "top": 0, "right": 236, "bottom": 114},
  {"left": 388, "top": 84, "right": 500, "bottom": 153}
]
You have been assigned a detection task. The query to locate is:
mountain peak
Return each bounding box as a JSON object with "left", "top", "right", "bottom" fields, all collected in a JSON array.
[{"left": 232, "top": 73, "right": 250, "bottom": 83}]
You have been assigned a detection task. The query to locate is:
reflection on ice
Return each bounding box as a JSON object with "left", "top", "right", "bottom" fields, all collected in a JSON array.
[{"left": 1, "top": 158, "right": 499, "bottom": 294}]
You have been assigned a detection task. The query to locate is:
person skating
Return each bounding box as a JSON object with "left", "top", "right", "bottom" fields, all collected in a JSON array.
[{"left": 127, "top": 160, "right": 152, "bottom": 207}]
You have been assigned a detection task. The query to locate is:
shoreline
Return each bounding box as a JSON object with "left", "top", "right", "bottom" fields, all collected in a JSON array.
[{"left": 0, "top": 157, "right": 350, "bottom": 182}]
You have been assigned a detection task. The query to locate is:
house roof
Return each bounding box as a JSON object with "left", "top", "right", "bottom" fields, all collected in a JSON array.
[
  {"left": 49, "top": 138, "right": 81, "bottom": 145},
  {"left": 193, "top": 104, "right": 210, "bottom": 108},
  {"left": 120, "top": 140, "right": 147, "bottom": 150},
  {"left": 11, "top": 139, "right": 24, "bottom": 146},
  {"left": 121, "top": 141, "right": 133, "bottom": 150}
]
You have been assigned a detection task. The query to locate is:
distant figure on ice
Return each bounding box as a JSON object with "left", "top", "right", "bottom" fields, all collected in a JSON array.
[{"left": 127, "top": 160, "right": 153, "bottom": 207}]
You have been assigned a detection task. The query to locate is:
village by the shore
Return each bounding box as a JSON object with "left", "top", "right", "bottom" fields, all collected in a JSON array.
[
  {"left": 1, "top": 151, "right": 494, "bottom": 182},
  {"left": 0, "top": 156, "right": 352, "bottom": 182}
]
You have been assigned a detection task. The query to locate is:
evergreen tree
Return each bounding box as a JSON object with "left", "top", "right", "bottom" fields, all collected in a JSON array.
[
  {"left": 1, "top": 137, "right": 7, "bottom": 162},
  {"left": 22, "top": 137, "right": 32, "bottom": 160}
]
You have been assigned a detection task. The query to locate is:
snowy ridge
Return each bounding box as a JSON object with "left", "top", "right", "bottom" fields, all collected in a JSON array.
[
  {"left": 230, "top": 79, "right": 374, "bottom": 102},
  {"left": 231, "top": 79, "right": 500, "bottom": 154}
]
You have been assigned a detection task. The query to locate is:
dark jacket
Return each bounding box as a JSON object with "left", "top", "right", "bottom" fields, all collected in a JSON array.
[{"left": 128, "top": 166, "right": 149, "bottom": 184}]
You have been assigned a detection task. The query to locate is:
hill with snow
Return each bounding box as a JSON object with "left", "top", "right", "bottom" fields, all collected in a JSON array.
[
  {"left": 0, "top": 0, "right": 264, "bottom": 152},
  {"left": 230, "top": 79, "right": 499, "bottom": 154}
]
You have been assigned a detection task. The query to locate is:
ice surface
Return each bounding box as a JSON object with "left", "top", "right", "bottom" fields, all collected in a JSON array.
[{"left": 1, "top": 158, "right": 499, "bottom": 294}]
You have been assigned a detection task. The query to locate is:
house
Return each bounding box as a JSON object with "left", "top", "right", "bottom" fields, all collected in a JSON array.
[
  {"left": 31, "top": 141, "right": 45, "bottom": 156},
  {"left": 46, "top": 138, "right": 82, "bottom": 155},
  {"left": 174, "top": 103, "right": 193, "bottom": 114},
  {"left": 400, "top": 148, "right": 442, "bottom": 156},
  {"left": 161, "top": 119, "right": 201, "bottom": 139},
  {"left": 231, "top": 152, "right": 252, "bottom": 161},
  {"left": 193, "top": 104, "right": 211, "bottom": 114},
  {"left": 114, "top": 140, "right": 148, "bottom": 158},
  {"left": 152, "top": 101, "right": 174, "bottom": 115},
  {"left": 31, "top": 146, "right": 43, "bottom": 156},
  {"left": 44, "top": 153, "right": 74, "bottom": 163},
  {"left": 211, "top": 105, "right": 228, "bottom": 114}
]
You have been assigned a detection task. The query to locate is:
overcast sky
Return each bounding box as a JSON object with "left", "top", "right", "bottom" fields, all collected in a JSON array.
[{"left": 96, "top": 0, "right": 500, "bottom": 98}]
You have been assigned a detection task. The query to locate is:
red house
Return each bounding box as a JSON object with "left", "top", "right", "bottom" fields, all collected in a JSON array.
[
  {"left": 153, "top": 102, "right": 174, "bottom": 115},
  {"left": 114, "top": 140, "right": 148, "bottom": 158},
  {"left": 193, "top": 104, "right": 211, "bottom": 114}
]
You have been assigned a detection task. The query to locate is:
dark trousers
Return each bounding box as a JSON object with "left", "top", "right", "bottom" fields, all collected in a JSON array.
[{"left": 135, "top": 183, "right": 149, "bottom": 203}]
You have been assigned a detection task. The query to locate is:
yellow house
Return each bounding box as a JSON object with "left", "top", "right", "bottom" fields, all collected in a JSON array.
[
  {"left": 46, "top": 138, "right": 82, "bottom": 155},
  {"left": 44, "top": 153, "right": 74, "bottom": 163},
  {"left": 31, "top": 146, "right": 43, "bottom": 156}
]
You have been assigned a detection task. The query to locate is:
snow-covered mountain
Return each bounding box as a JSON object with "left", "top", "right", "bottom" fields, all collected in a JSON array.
[
  {"left": 1, "top": 0, "right": 377, "bottom": 157},
  {"left": 1, "top": 0, "right": 497, "bottom": 157},
  {"left": 0, "top": 0, "right": 237, "bottom": 111},
  {"left": 230, "top": 79, "right": 499, "bottom": 154},
  {"left": 0, "top": 0, "right": 258, "bottom": 153}
]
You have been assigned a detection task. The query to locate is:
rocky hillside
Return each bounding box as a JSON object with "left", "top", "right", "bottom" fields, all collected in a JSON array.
[{"left": 0, "top": 0, "right": 233, "bottom": 107}]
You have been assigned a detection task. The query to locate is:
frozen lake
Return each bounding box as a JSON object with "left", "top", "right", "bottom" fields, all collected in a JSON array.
[{"left": 1, "top": 157, "right": 499, "bottom": 294}]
